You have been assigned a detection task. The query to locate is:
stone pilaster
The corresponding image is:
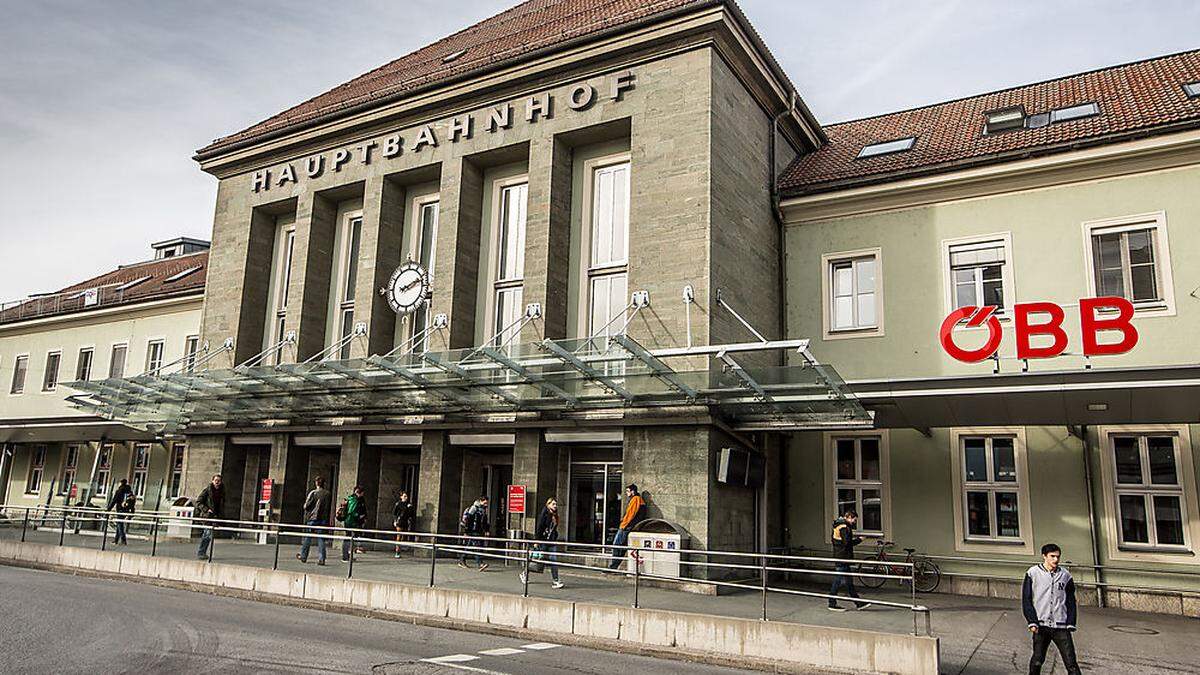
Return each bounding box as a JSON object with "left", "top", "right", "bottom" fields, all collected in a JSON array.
[
  {"left": 417, "top": 431, "right": 463, "bottom": 533},
  {"left": 521, "top": 136, "right": 574, "bottom": 341},
  {"left": 430, "top": 158, "right": 484, "bottom": 350},
  {"left": 511, "top": 430, "right": 559, "bottom": 533},
  {"left": 287, "top": 191, "right": 338, "bottom": 362},
  {"left": 267, "top": 433, "right": 310, "bottom": 524},
  {"left": 355, "top": 176, "right": 407, "bottom": 357}
]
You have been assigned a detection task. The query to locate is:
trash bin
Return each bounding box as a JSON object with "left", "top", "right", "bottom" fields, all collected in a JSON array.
[
  {"left": 166, "top": 497, "right": 195, "bottom": 540},
  {"left": 628, "top": 519, "right": 688, "bottom": 578}
]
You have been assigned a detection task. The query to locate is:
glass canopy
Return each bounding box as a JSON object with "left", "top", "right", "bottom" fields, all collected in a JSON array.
[{"left": 65, "top": 336, "right": 870, "bottom": 433}]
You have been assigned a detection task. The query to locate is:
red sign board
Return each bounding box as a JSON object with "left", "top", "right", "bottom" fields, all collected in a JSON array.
[
  {"left": 939, "top": 297, "right": 1139, "bottom": 363},
  {"left": 507, "top": 484, "right": 527, "bottom": 515},
  {"left": 260, "top": 479, "right": 274, "bottom": 503},
  {"left": 69, "top": 484, "right": 77, "bottom": 498}
]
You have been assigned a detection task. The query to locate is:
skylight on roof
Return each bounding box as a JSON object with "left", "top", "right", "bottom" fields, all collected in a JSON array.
[
  {"left": 116, "top": 276, "right": 151, "bottom": 292},
  {"left": 856, "top": 137, "right": 916, "bottom": 159},
  {"left": 442, "top": 48, "right": 468, "bottom": 63},
  {"left": 1185, "top": 82, "right": 1200, "bottom": 98},
  {"left": 984, "top": 106, "right": 1025, "bottom": 134},
  {"left": 165, "top": 265, "right": 202, "bottom": 283},
  {"left": 1049, "top": 102, "right": 1099, "bottom": 123}
]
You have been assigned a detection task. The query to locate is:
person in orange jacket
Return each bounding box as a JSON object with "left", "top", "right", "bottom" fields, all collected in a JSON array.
[{"left": 609, "top": 484, "right": 645, "bottom": 570}]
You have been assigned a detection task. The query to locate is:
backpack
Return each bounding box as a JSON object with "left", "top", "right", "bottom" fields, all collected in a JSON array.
[{"left": 335, "top": 499, "right": 348, "bottom": 522}]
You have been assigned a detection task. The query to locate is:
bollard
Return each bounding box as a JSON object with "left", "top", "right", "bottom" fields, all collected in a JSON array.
[
  {"left": 208, "top": 526, "right": 214, "bottom": 563},
  {"left": 429, "top": 541, "right": 437, "bottom": 588},
  {"left": 522, "top": 544, "right": 531, "bottom": 598},
  {"left": 347, "top": 534, "right": 355, "bottom": 579},
  {"left": 21, "top": 509, "right": 29, "bottom": 542},
  {"left": 59, "top": 511, "right": 67, "bottom": 546},
  {"left": 273, "top": 526, "right": 281, "bottom": 571},
  {"left": 101, "top": 514, "right": 109, "bottom": 551},
  {"left": 760, "top": 554, "right": 769, "bottom": 621},
  {"left": 632, "top": 551, "right": 641, "bottom": 609},
  {"left": 151, "top": 517, "right": 159, "bottom": 557}
]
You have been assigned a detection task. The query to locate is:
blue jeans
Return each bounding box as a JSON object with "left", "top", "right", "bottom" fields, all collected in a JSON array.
[
  {"left": 829, "top": 561, "right": 863, "bottom": 607},
  {"left": 113, "top": 518, "right": 127, "bottom": 544},
  {"left": 299, "top": 520, "right": 328, "bottom": 563},
  {"left": 460, "top": 535, "right": 484, "bottom": 566},
  {"left": 197, "top": 526, "right": 213, "bottom": 559},
  {"left": 538, "top": 544, "right": 560, "bottom": 582},
  {"left": 609, "top": 528, "right": 630, "bottom": 569}
]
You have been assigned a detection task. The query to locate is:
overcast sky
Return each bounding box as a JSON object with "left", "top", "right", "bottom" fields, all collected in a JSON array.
[{"left": 1, "top": 0, "right": 1196, "bottom": 300}]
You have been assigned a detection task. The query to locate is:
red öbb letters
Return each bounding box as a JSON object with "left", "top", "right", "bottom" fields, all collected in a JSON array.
[{"left": 939, "top": 297, "right": 1139, "bottom": 363}]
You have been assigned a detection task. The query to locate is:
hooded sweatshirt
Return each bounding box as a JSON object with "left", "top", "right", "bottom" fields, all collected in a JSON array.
[{"left": 1022, "top": 564, "right": 1078, "bottom": 630}]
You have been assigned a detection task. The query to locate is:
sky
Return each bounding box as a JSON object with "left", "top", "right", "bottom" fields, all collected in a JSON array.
[{"left": 0, "top": 0, "right": 1196, "bottom": 300}]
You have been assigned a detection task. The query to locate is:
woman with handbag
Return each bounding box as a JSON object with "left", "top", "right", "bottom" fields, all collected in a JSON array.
[{"left": 520, "top": 497, "right": 564, "bottom": 589}]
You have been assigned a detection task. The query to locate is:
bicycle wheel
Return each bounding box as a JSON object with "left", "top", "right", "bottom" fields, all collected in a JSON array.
[
  {"left": 857, "top": 559, "right": 888, "bottom": 589},
  {"left": 912, "top": 559, "right": 941, "bottom": 593}
]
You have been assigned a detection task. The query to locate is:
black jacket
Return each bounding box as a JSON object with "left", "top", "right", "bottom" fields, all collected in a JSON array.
[
  {"left": 392, "top": 499, "right": 416, "bottom": 530},
  {"left": 107, "top": 483, "right": 134, "bottom": 513},
  {"left": 831, "top": 517, "right": 862, "bottom": 559},
  {"left": 195, "top": 484, "right": 225, "bottom": 520},
  {"left": 303, "top": 487, "right": 332, "bottom": 524},
  {"left": 535, "top": 507, "right": 560, "bottom": 543}
]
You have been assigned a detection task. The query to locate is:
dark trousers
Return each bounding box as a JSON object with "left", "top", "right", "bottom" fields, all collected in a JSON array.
[
  {"left": 196, "top": 526, "right": 213, "bottom": 558},
  {"left": 829, "top": 561, "right": 863, "bottom": 607},
  {"left": 1029, "top": 627, "right": 1081, "bottom": 675},
  {"left": 460, "top": 535, "right": 484, "bottom": 566},
  {"left": 113, "top": 518, "right": 128, "bottom": 544}
]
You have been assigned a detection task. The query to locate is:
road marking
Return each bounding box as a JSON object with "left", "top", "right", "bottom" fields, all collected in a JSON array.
[
  {"left": 479, "top": 647, "right": 525, "bottom": 656},
  {"left": 520, "top": 643, "right": 560, "bottom": 650},
  {"left": 420, "top": 654, "right": 505, "bottom": 674},
  {"left": 425, "top": 654, "right": 480, "bottom": 663}
]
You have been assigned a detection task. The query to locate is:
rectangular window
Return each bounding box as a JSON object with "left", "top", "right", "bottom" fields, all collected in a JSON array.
[
  {"left": 42, "top": 352, "right": 61, "bottom": 391},
  {"left": 60, "top": 445, "right": 81, "bottom": 494},
  {"left": 826, "top": 253, "right": 879, "bottom": 333},
  {"left": 857, "top": 137, "right": 916, "bottom": 159},
  {"left": 410, "top": 200, "right": 439, "bottom": 352},
  {"left": 984, "top": 107, "right": 1025, "bottom": 134},
  {"left": 265, "top": 218, "right": 297, "bottom": 363},
  {"left": 1084, "top": 213, "right": 1174, "bottom": 312},
  {"left": 961, "top": 436, "right": 1022, "bottom": 541},
  {"left": 131, "top": 443, "right": 151, "bottom": 499},
  {"left": 95, "top": 443, "right": 114, "bottom": 497},
  {"left": 947, "top": 237, "right": 1012, "bottom": 311},
  {"left": 168, "top": 442, "right": 186, "bottom": 498},
  {"left": 335, "top": 215, "right": 363, "bottom": 359},
  {"left": 492, "top": 183, "right": 528, "bottom": 346},
  {"left": 75, "top": 348, "right": 94, "bottom": 381},
  {"left": 109, "top": 344, "right": 128, "bottom": 379},
  {"left": 832, "top": 436, "right": 886, "bottom": 535},
  {"left": 587, "top": 162, "right": 631, "bottom": 340},
  {"left": 145, "top": 340, "right": 164, "bottom": 375},
  {"left": 183, "top": 336, "right": 199, "bottom": 373},
  {"left": 27, "top": 445, "right": 47, "bottom": 493},
  {"left": 10, "top": 354, "right": 28, "bottom": 394},
  {"left": 1111, "top": 434, "right": 1189, "bottom": 550}
]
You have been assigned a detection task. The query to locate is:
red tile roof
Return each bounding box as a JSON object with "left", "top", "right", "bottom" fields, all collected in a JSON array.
[
  {"left": 196, "top": 0, "right": 715, "bottom": 157},
  {"left": 780, "top": 49, "right": 1200, "bottom": 195},
  {"left": 0, "top": 252, "right": 208, "bottom": 326}
]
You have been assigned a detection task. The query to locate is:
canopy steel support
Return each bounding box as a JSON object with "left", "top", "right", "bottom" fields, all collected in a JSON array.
[
  {"left": 480, "top": 347, "right": 576, "bottom": 405},
  {"left": 718, "top": 350, "right": 771, "bottom": 403},
  {"left": 611, "top": 334, "right": 697, "bottom": 400},
  {"left": 540, "top": 339, "right": 633, "bottom": 401},
  {"left": 421, "top": 352, "right": 522, "bottom": 407}
]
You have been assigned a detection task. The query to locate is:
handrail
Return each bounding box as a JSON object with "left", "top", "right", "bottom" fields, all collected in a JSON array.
[{"left": 0, "top": 502, "right": 933, "bottom": 635}]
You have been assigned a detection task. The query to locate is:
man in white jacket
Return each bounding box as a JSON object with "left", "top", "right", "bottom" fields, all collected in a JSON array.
[{"left": 1021, "top": 543, "right": 1082, "bottom": 675}]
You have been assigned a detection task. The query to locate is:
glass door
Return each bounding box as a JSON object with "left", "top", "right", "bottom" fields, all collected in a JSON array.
[{"left": 569, "top": 462, "right": 622, "bottom": 545}]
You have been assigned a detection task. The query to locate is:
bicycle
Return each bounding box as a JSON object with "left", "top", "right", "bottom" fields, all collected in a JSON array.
[{"left": 858, "top": 540, "right": 941, "bottom": 593}]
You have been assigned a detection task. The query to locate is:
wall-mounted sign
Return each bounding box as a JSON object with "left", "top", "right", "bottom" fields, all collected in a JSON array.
[
  {"left": 260, "top": 478, "right": 273, "bottom": 503},
  {"left": 382, "top": 260, "right": 430, "bottom": 315},
  {"left": 939, "top": 297, "right": 1139, "bottom": 363},
  {"left": 250, "top": 71, "right": 637, "bottom": 193}
]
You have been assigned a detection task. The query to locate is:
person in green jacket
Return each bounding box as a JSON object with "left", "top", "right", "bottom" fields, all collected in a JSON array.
[{"left": 340, "top": 485, "right": 368, "bottom": 562}]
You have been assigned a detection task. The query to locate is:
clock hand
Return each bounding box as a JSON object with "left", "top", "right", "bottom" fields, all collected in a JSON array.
[{"left": 399, "top": 278, "right": 421, "bottom": 292}]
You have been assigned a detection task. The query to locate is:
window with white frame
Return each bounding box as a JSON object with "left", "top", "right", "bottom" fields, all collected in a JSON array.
[
  {"left": 168, "top": 442, "right": 186, "bottom": 499},
  {"left": 42, "top": 352, "right": 61, "bottom": 391},
  {"left": 26, "top": 445, "right": 46, "bottom": 494},
  {"left": 410, "top": 200, "right": 439, "bottom": 352},
  {"left": 946, "top": 237, "right": 1012, "bottom": 312},
  {"left": 60, "top": 445, "right": 80, "bottom": 494},
  {"left": 832, "top": 436, "right": 885, "bottom": 535},
  {"left": 961, "top": 435, "right": 1023, "bottom": 541},
  {"left": 1084, "top": 213, "right": 1174, "bottom": 311},
  {"left": 144, "top": 340, "right": 164, "bottom": 375},
  {"left": 131, "top": 443, "right": 151, "bottom": 499},
  {"left": 826, "top": 251, "right": 880, "bottom": 334},
  {"left": 95, "top": 443, "right": 114, "bottom": 497},
  {"left": 10, "top": 354, "right": 28, "bottom": 394},
  {"left": 75, "top": 348, "right": 94, "bottom": 381},
  {"left": 265, "top": 217, "right": 297, "bottom": 364},
  {"left": 183, "top": 336, "right": 199, "bottom": 373},
  {"left": 1111, "top": 433, "right": 1188, "bottom": 550},
  {"left": 493, "top": 182, "right": 528, "bottom": 346},
  {"left": 587, "top": 162, "right": 630, "bottom": 340},
  {"left": 334, "top": 214, "right": 363, "bottom": 359},
  {"left": 109, "top": 344, "right": 127, "bottom": 379}
]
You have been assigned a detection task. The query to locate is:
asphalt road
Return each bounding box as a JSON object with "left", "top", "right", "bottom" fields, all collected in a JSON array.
[{"left": 0, "top": 565, "right": 752, "bottom": 675}]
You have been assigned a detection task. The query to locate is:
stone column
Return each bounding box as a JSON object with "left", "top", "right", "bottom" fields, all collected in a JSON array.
[
  {"left": 430, "top": 157, "right": 484, "bottom": 350},
  {"left": 267, "top": 434, "right": 310, "bottom": 524},
  {"left": 417, "top": 431, "right": 463, "bottom": 533},
  {"left": 520, "top": 136, "right": 574, "bottom": 341},
  {"left": 622, "top": 425, "right": 713, "bottom": 549},
  {"left": 511, "top": 429, "right": 559, "bottom": 533},
  {"left": 181, "top": 435, "right": 247, "bottom": 520},
  {"left": 286, "top": 191, "right": 338, "bottom": 362},
  {"left": 335, "top": 432, "right": 381, "bottom": 522},
  {"left": 354, "top": 176, "right": 407, "bottom": 358}
]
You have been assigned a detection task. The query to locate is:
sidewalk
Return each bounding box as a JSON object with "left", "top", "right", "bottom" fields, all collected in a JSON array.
[{"left": 5, "top": 523, "right": 1197, "bottom": 674}]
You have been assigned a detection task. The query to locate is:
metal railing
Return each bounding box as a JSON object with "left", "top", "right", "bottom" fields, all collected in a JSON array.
[
  {"left": 0, "top": 503, "right": 932, "bottom": 636},
  {"left": 0, "top": 284, "right": 135, "bottom": 325}
]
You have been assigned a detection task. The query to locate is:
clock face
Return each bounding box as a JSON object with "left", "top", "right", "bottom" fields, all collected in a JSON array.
[{"left": 383, "top": 262, "right": 429, "bottom": 315}]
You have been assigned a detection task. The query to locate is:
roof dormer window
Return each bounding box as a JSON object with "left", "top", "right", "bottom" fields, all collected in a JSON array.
[
  {"left": 1050, "top": 102, "right": 1099, "bottom": 123},
  {"left": 1184, "top": 82, "right": 1200, "bottom": 98},
  {"left": 856, "top": 137, "right": 916, "bottom": 159},
  {"left": 984, "top": 106, "right": 1025, "bottom": 134},
  {"left": 442, "top": 48, "right": 468, "bottom": 63},
  {"left": 115, "top": 276, "right": 151, "bottom": 292},
  {"left": 164, "top": 266, "right": 202, "bottom": 283}
]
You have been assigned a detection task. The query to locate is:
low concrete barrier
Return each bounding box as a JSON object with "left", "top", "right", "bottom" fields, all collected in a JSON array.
[{"left": 0, "top": 541, "right": 939, "bottom": 674}]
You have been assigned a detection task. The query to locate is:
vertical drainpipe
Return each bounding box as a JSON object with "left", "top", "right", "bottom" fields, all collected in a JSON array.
[
  {"left": 1080, "top": 424, "right": 1107, "bottom": 607},
  {"left": 769, "top": 91, "right": 798, "bottom": 550}
]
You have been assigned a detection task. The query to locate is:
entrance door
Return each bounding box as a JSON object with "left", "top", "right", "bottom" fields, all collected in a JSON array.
[
  {"left": 483, "top": 464, "right": 513, "bottom": 534},
  {"left": 569, "top": 462, "right": 622, "bottom": 545}
]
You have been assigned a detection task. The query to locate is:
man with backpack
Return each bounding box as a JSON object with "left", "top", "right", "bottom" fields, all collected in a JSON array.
[
  {"left": 297, "top": 476, "right": 332, "bottom": 565},
  {"left": 458, "top": 496, "right": 489, "bottom": 571},
  {"left": 194, "top": 474, "right": 224, "bottom": 560},
  {"left": 106, "top": 478, "right": 135, "bottom": 545},
  {"left": 828, "top": 509, "right": 871, "bottom": 611},
  {"left": 337, "top": 485, "right": 367, "bottom": 563}
]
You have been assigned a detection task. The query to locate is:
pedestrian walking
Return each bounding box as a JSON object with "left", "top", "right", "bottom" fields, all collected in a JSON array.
[
  {"left": 458, "top": 496, "right": 489, "bottom": 570},
  {"left": 827, "top": 509, "right": 871, "bottom": 611},
  {"left": 608, "top": 484, "right": 645, "bottom": 570},
  {"left": 194, "top": 474, "right": 224, "bottom": 560},
  {"left": 338, "top": 485, "right": 367, "bottom": 563},
  {"left": 106, "top": 478, "right": 135, "bottom": 545},
  {"left": 1023, "top": 543, "right": 1082, "bottom": 675},
  {"left": 520, "top": 497, "right": 565, "bottom": 589},
  {"left": 392, "top": 491, "right": 415, "bottom": 558},
  {"left": 297, "top": 476, "right": 332, "bottom": 565}
]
